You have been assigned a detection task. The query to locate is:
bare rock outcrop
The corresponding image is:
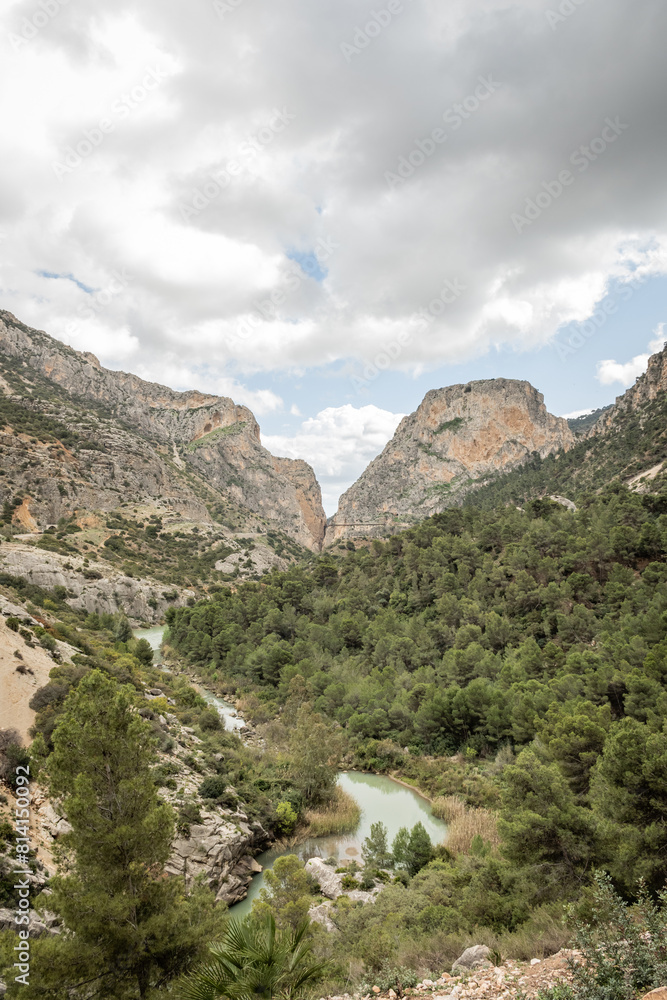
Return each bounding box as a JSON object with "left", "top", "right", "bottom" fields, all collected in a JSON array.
[
  {"left": 326, "top": 379, "right": 574, "bottom": 544},
  {"left": 0, "top": 544, "right": 194, "bottom": 623},
  {"left": 588, "top": 341, "right": 667, "bottom": 436},
  {"left": 451, "top": 944, "right": 493, "bottom": 973},
  {"left": 166, "top": 814, "right": 269, "bottom": 904},
  {"left": 0, "top": 311, "right": 326, "bottom": 551}
]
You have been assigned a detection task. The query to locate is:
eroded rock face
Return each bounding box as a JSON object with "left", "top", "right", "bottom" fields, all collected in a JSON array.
[
  {"left": 0, "top": 544, "right": 194, "bottom": 623},
  {"left": 305, "top": 858, "right": 345, "bottom": 899},
  {"left": 589, "top": 342, "right": 667, "bottom": 435},
  {"left": 326, "top": 379, "right": 574, "bottom": 544},
  {"left": 0, "top": 311, "right": 326, "bottom": 551},
  {"left": 166, "top": 815, "right": 269, "bottom": 904}
]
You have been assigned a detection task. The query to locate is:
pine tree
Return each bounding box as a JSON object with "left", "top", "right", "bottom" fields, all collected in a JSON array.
[
  {"left": 406, "top": 822, "right": 433, "bottom": 876},
  {"left": 362, "top": 822, "right": 392, "bottom": 871},
  {"left": 19, "top": 670, "right": 224, "bottom": 999}
]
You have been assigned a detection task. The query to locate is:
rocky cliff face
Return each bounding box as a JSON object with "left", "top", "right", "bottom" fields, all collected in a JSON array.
[
  {"left": 326, "top": 379, "right": 574, "bottom": 544},
  {"left": 0, "top": 545, "right": 195, "bottom": 623},
  {"left": 589, "top": 342, "right": 667, "bottom": 435},
  {"left": 0, "top": 311, "right": 326, "bottom": 552}
]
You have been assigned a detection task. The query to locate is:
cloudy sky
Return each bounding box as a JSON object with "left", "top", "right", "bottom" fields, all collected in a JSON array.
[{"left": 1, "top": 0, "right": 666, "bottom": 513}]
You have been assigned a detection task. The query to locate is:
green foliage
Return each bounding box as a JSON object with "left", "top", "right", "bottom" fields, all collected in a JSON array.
[
  {"left": 362, "top": 822, "right": 392, "bottom": 871},
  {"left": 532, "top": 872, "right": 667, "bottom": 1000},
  {"left": 11, "top": 670, "right": 225, "bottom": 999},
  {"left": 436, "top": 417, "right": 466, "bottom": 434},
  {"left": 275, "top": 801, "right": 298, "bottom": 834},
  {"left": 287, "top": 705, "right": 343, "bottom": 805},
  {"left": 199, "top": 775, "right": 232, "bottom": 801},
  {"left": 499, "top": 748, "right": 599, "bottom": 884},
  {"left": 133, "top": 638, "right": 154, "bottom": 666},
  {"left": 180, "top": 914, "right": 328, "bottom": 1000},
  {"left": 252, "top": 856, "right": 316, "bottom": 930}
]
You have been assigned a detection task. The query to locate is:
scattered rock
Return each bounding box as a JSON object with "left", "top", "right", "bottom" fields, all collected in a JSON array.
[
  {"left": 451, "top": 945, "right": 492, "bottom": 973},
  {"left": 0, "top": 908, "right": 59, "bottom": 937}
]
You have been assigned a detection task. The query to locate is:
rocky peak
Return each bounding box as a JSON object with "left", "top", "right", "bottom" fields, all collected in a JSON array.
[
  {"left": 0, "top": 310, "right": 259, "bottom": 447},
  {"left": 0, "top": 311, "right": 326, "bottom": 551},
  {"left": 589, "top": 341, "right": 667, "bottom": 437},
  {"left": 325, "top": 378, "right": 574, "bottom": 545}
]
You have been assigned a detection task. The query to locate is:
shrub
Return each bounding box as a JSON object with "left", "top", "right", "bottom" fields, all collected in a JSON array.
[
  {"left": 29, "top": 683, "right": 69, "bottom": 712},
  {"left": 275, "top": 800, "right": 298, "bottom": 834},
  {"left": 533, "top": 872, "right": 667, "bottom": 1000},
  {"left": 198, "top": 708, "right": 222, "bottom": 732},
  {"left": 198, "top": 775, "right": 229, "bottom": 800}
]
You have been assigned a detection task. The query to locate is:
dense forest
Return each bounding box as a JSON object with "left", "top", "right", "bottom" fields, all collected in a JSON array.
[
  {"left": 168, "top": 485, "right": 667, "bottom": 756},
  {"left": 152, "top": 481, "right": 667, "bottom": 993},
  {"left": 2, "top": 427, "right": 667, "bottom": 996}
]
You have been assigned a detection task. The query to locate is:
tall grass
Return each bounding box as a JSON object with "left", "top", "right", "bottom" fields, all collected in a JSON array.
[
  {"left": 432, "top": 795, "right": 500, "bottom": 854},
  {"left": 432, "top": 795, "right": 466, "bottom": 822},
  {"left": 446, "top": 807, "right": 500, "bottom": 854},
  {"left": 303, "top": 786, "right": 361, "bottom": 837}
]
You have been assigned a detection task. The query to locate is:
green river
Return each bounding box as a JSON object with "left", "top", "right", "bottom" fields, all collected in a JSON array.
[{"left": 134, "top": 626, "right": 448, "bottom": 917}]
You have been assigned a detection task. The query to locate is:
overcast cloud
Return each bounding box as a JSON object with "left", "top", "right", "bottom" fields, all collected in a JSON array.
[{"left": 1, "top": 0, "right": 666, "bottom": 508}]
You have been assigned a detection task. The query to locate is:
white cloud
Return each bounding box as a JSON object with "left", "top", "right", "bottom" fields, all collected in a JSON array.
[
  {"left": 1, "top": 0, "right": 666, "bottom": 385},
  {"left": 264, "top": 405, "right": 405, "bottom": 515},
  {"left": 561, "top": 408, "right": 593, "bottom": 420},
  {"left": 649, "top": 323, "right": 666, "bottom": 354},
  {"left": 596, "top": 328, "right": 666, "bottom": 387}
]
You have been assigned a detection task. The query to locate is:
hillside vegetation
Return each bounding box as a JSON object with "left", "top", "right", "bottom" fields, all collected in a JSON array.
[{"left": 164, "top": 484, "right": 667, "bottom": 968}]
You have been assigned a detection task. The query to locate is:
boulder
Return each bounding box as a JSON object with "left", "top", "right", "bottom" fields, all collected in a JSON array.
[
  {"left": 451, "top": 944, "right": 493, "bottom": 973},
  {"left": 305, "top": 858, "right": 344, "bottom": 899},
  {"left": 0, "top": 908, "right": 59, "bottom": 937},
  {"left": 309, "top": 901, "right": 337, "bottom": 932},
  {"left": 641, "top": 991, "right": 667, "bottom": 1000}
]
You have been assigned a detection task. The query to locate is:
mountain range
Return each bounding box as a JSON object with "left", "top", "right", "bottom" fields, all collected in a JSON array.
[{"left": 1, "top": 308, "right": 665, "bottom": 607}]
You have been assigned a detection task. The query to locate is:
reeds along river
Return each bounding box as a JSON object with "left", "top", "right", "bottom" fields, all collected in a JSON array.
[
  {"left": 133, "top": 627, "right": 448, "bottom": 917},
  {"left": 231, "top": 772, "right": 448, "bottom": 918}
]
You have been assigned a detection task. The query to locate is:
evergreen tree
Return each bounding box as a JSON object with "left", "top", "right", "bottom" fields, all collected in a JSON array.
[
  {"left": 590, "top": 719, "right": 667, "bottom": 893},
  {"left": 252, "top": 855, "right": 313, "bottom": 930},
  {"left": 361, "top": 822, "right": 392, "bottom": 871},
  {"left": 499, "top": 747, "right": 599, "bottom": 885},
  {"left": 391, "top": 826, "right": 411, "bottom": 871},
  {"left": 406, "top": 822, "right": 434, "bottom": 876},
  {"left": 19, "top": 670, "right": 224, "bottom": 999}
]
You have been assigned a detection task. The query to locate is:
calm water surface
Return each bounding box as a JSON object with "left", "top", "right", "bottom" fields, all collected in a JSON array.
[
  {"left": 231, "top": 771, "right": 448, "bottom": 918},
  {"left": 132, "top": 627, "right": 447, "bottom": 918}
]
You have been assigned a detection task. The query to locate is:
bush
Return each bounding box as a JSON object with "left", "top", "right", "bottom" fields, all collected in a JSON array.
[
  {"left": 358, "top": 964, "right": 420, "bottom": 994},
  {"left": 198, "top": 708, "right": 221, "bottom": 732},
  {"left": 275, "top": 800, "right": 298, "bottom": 834},
  {"left": 0, "top": 731, "right": 30, "bottom": 790},
  {"left": 534, "top": 872, "right": 667, "bottom": 1000},
  {"left": 29, "top": 683, "right": 69, "bottom": 713},
  {"left": 198, "top": 775, "right": 229, "bottom": 800}
]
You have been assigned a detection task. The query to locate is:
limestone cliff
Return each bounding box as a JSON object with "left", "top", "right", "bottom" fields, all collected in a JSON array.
[
  {"left": 589, "top": 341, "right": 667, "bottom": 435},
  {"left": 326, "top": 379, "right": 574, "bottom": 544},
  {"left": 0, "top": 310, "right": 326, "bottom": 552}
]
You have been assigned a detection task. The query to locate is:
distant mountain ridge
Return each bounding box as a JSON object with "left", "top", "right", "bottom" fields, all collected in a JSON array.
[
  {"left": 466, "top": 342, "right": 667, "bottom": 510},
  {"left": 0, "top": 310, "right": 326, "bottom": 555},
  {"left": 325, "top": 378, "right": 574, "bottom": 545}
]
